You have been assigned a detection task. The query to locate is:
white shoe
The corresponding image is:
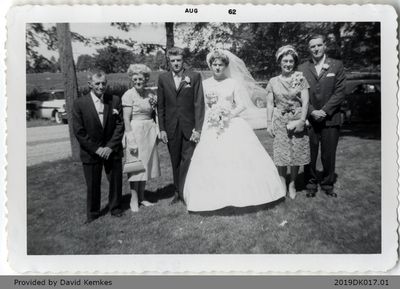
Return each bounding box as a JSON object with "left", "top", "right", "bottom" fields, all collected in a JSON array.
[
  {"left": 140, "top": 200, "right": 154, "bottom": 207},
  {"left": 288, "top": 183, "right": 297, "bottom": 200},
  {"left": 130, "top": 204, "right": 139, "bottom": 212},
  {"left": 130, "top": 191, "right": 139, "bottom": 212}
]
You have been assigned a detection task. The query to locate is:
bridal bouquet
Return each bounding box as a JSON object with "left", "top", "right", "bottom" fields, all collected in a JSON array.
[
  {"left": 205, "top": 91, "right": 219, "bottom": 108},
  {"left": 207, "top": 104, "right": 232, "bottom": 135}
]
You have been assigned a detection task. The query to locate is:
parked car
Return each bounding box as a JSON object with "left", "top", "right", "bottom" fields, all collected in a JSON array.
[
  {"left": 341, "top": 75, "right": 381, "bottom": 124},
  {"left": 26, "top": 102, "right": 38, "bottom": 121},
  {"left": 28, "top": 89, "right": 68, "bottom": 124}
]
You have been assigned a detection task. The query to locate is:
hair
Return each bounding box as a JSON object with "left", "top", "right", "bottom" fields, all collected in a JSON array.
[
  {"left": 87, "top": 69, "right": 106, "bottom": 82},
  {"left": 207, "top": 50, "right": 230, "bottom": 67},
  {"left": 275, "top": 45, "right": 299, "bottom": 66},
  {"left": 307, "top": 34, "right": 326, "bottom": 44},
  {"left": 127, "top": 64, "right": 151, "bottom": 81},
  {"left": 166, "top": 47, "right": 185, "bottom": 60}
]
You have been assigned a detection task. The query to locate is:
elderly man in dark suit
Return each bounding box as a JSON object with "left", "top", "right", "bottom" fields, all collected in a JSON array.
[
  {"left": 298, "top": 34, "right": 346, "bottom": 198},
  {"left": 72, "top": 70, "right": 125, "bottom": 223},
  {"left": 157, "top": 47, "right": 205, "bottom": 204}
]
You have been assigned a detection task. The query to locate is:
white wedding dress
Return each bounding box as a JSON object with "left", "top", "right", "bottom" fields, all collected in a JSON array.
[{"left": 183, "top": 77, "right": 285, "bottom": 212}]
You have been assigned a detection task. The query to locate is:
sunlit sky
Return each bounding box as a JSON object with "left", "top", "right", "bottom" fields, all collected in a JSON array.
[{"left": 36, "top": 23, "right": 181, "bottom": 61}]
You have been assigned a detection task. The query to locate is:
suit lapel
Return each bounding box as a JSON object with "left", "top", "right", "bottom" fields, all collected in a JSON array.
[
  {"left": 307, "top": 60, "right": 319, "bottom": 80},
  {"left": 177, "top": 70, "right": 187, "bottom": 94},
  {"left": 167, "top": 71, "right": 178, "bottom": 92},
  {"left": 102, "top": 94, "right": 111, "bottom": 129},
  {"left": 318, "top": 57, "right": 332, "bottom": 80},
  {"left": 86, "top": 94, "right": 104, "bottom": 130}
]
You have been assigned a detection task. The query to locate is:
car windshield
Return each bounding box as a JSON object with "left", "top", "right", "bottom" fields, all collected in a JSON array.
[
  {"left": 37, "top": 93, "right": 51, "bottom": 101},
  {"left": 53, "top": 91, "right": 65, "bottom": 100}
]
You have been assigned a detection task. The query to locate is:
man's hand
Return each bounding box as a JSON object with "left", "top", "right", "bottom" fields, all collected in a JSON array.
[
  {"left": 190, "top": 130, "right": 201, "bottom": 143},
  {"left": 159, "top": 131, "right": 168, "bottom": 144},
  {"left": 95, "top": 147, "right": 112, "bottom": 159},
  {"left": 310, "top": 110, "right": 327, "bottom": 122},
  {"left": 102, "top": 147, "right": 113, "bottom": 160},
  {"left": 95, "top": 147, "right": 105, "bottom": 157}
]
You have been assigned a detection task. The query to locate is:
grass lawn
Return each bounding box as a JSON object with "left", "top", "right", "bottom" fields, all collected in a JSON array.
[{"left": 27, "top": 125, "right": 381, "bottom": 255}]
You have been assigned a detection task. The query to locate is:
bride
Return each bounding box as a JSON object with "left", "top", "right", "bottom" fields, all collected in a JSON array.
[{"left": 183, "top": 49, "right": 285, "bottom": 212}]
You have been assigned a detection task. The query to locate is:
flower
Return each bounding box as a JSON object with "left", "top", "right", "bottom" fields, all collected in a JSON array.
[
  {"left": 322, "top": 63, "right": 330, "bottom": 70},
  {"left": 184, "top": 76, "right": 191, "bottom": 84},
  {"left": 148, "top": 93, "right": 157, "bottom": 109},
  {"left": 205, "top": 91, "right": 219, "bottom": 108},
  {"left": 207, "top": 104, "right": 232, "bottom": 136},
  {"left": 290, "top": 72, "right": 305, "bottom": 91}
]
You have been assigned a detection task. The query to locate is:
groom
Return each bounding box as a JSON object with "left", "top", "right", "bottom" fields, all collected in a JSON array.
[
  {"left": 298, "top": 34, "right": 346, "bottom": 198},
  {"left": 157, "top": 47, "right": 205, "bottom": 204}
]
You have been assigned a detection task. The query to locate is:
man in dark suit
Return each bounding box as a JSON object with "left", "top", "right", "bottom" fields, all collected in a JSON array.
[
  {"left": 157, "top": 47, "right": 205, "bottom": 204},
  {"left": 298, "top": 34, "right": 346, "bottom": 198},
  {"left": 72, "top": 70, "right": 125, "bottom": 223}
]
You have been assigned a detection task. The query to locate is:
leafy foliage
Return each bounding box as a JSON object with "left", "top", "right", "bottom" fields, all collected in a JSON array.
[
  {"left": 177, "top": 22, "right": 381, "bottom": 79},
  {"left": 27, "top": 22, "right": 380, "bottom": 77}
]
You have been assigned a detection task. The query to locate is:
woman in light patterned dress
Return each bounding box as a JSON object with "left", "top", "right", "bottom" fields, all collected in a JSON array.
[
  {"left": 266, "top": 45, "right": 310, "bottom": 200},
  {"left": 122, "top": 64, "right": 161, "bottom": 212}
]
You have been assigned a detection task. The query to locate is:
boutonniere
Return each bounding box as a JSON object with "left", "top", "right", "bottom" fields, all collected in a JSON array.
[
  {"left": 112, "top": 108, "right": 119, "bottom": 115},
  {"left": 322, "top": 63, "right": 330, "bottom": 70},
  {"left": 182, "top": 76, "right": 191, "bottom": 88}
]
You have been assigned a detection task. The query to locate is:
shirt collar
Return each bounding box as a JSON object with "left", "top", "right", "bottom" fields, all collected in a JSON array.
[
  {"left": 90, "top": 90, "right": 103, "bottom": 103},
  {"left": 172, "top": 70, "right": 184, "bottom": 78},
  {"left": 313, "top": 54, "right": 326, "bottom": 66}
]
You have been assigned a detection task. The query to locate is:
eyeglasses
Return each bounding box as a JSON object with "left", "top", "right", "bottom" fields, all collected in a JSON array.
[
  {"left": 132, "top": 78, "right": 145, "bottom": 82},
  {"left": 94, "top": 82, "right": 107, "bottom": 86}
]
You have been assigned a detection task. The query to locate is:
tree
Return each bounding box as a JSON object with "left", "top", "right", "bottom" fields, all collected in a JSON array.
[
  {"left": 93, "top": 46, "right": 136, "bottom": 73},
  {"left": 26, "top": 23, "right": 89, "bottom": 73},
  {"left": 176, "top": 22, "right": 381, "bottom": 78},
  {"left": 165, "top": 22, "right": 175, "bottom": 49},
  {"left": 76, "top": 54, "right": 95, "bottom": 71},
  {"left": 56, "top": 23, "right": 80, "bottom": 162}
]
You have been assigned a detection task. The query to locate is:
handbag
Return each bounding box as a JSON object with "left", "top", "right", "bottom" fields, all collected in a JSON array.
[
  {"left": 123, "top": 158, "right": 145, "bottom": 174},
  {"left": 123, "top": 135, "right": 145, "bottom": 174}
]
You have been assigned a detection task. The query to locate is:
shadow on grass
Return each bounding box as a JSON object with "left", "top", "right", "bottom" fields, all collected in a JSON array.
[
  {"left": 146, "top": 184, "right": 176, "bottom": 202},
  {"left": 189, "top": 197, "right": 286, "bottom": 217},
  {"left": 340, "top": 121, "right": 380, "bottom": 140},
  {"left": 120, "top": 184, "right": 176, "bottom": 211},
  {"left": 295, "top": 171, "right": 339, "bottom": 191}
]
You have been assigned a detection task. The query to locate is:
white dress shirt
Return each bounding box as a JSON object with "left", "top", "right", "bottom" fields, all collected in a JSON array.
[
  {"left": 173, "top": 72, "right": 182, "bottom": 89},
  {"left": 313, "top": 54, "right": 326, "bottom": 76},
  {"left": 90, "top": 91, "right": 104, "bottom": 126}
]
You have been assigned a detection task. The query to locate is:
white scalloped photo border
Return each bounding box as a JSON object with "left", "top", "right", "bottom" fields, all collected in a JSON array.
[{"left": 5, "top": 3, "right": 399, "bottom": 274}]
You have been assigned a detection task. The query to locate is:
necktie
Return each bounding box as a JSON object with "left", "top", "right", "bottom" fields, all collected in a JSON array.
[
  {"left": 97, "top": 97, "right": 104, "bottom": 126},
  {"left": 174, "top": 74, "right": 181, "bottom": 89}
]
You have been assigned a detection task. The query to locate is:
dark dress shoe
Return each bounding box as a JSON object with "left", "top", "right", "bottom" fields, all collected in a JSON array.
[
  {"left": 306, "top": 189, "right": 317, "bottom": 198},
  {"left": 84, "top": 217, "right": 97, "bottom": 224},
  {"left": 84, "top": 212, "right": 100, "bottom": 224},
  {"left": 324, "top": 189, "right": 337, "bottom": 198},
  {"left": 111, "top": 208, "right": 124, "bottom": 217},
  {"left": 170, "top": 196, "right": 182, "bottom": 205}
]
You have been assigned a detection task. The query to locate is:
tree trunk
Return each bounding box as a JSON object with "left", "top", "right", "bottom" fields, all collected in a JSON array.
[
  {"left": 56, "top": 23, "right": 80, "bottom": 162},
  {"left": 165, "top": 22, "right": 175, "bottom": 49}
]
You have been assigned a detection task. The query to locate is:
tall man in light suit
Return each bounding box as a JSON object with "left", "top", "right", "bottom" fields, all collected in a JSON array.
[
  {"left": 72, "top": 70, "right": 125, "bottom": 223},
  {"left": 157, "top": 47, "right": 205, "bottom": 204},
  {"left": 298, "top": 34, "right": 346, "bottom": 198}
]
